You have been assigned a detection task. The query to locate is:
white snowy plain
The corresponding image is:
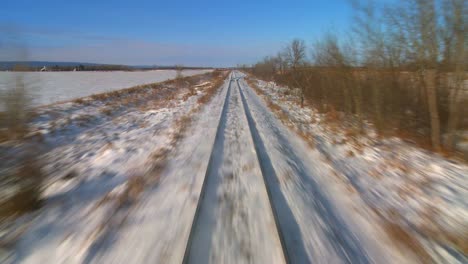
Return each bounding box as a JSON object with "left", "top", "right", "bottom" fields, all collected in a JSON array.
[
  {"left": 0, "top": 69, "right": 212, "bottom": 106},
  {"left": 1, "top": 70, "right": 219, "bottom": 263}
]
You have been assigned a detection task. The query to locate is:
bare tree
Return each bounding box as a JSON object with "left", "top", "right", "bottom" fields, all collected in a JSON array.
[
  {"left": 252, "top": 56, "right": 279, "bottom": 81},
  {"left": 276, "top": 51, "right": 288, "bottom": 75},
  {"left": 285, "top": 39, "right": 307, "bottom": 69},
  {"left": 175, "top": 65, "right": 184, "bottom": 80},
  {"left": 284, "top": 39, "right": 308, "bottom": 106},
  {"left": 312, "top": 34, "right": 355, "bottom": 115},
  {"left": 444, "top": 0, "right": 467, "bottom": 150},
  {"left": 393, "top": 0, "right": 442, "bottom": 149},
  {"left": 417, "top": 0, "right": 441, "bottom": 150},
  {"left": 249, "top": 0, "right": 467, "bottom": 154},
  {"left": 351, "top": 0, "right": 386, "bottom": 131}
]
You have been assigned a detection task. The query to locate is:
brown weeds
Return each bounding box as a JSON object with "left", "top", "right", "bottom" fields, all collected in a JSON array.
[
  {"left": 383, "top": 220, "right": 433, "bottom": 263},
  {"left": 197, "top": 70, "right": 228, "bottom": 105},
  {"left": 100, "top": 107, "right": 113, "bottom": 116}
]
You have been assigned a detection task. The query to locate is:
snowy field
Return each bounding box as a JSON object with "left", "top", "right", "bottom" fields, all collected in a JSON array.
[
  {"left": 0, "top": 69, "right": 212, "bottom": 106},
  {"left": 2, "top": 71, "right": 466, "bottom": 263},
  {"left": 0, "top": 71, "right": 225, "bottom": 263}
]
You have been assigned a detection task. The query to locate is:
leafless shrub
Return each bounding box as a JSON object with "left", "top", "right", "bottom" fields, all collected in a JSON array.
[
  {"left": 100, "top": 107, "right": 113, "bottom": 116},
  {"left": 0, "top": 155, "right": 43, "bottom": 220},
  {"left": 0, "top": 75, "right": 44, "bottom": 220},
  {"left": 175, "top": 65, "right": 184, "bottom": 87},
  {"left": 0, "top": 76, "right": 31, "bottom": 141}
]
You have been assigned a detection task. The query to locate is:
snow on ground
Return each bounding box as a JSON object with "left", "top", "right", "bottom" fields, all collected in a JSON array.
[
  {"left": 236, "top": 75, "right": 407, "bottom": 263},
  {"left": 3, "top": 70, "right": 466, "bottom": 264},
  {"left": 0, "top": 71, "right": 222, "bottom": 263},
  {"left": 87, "top": 74, "right": 231, "bottom": 264},
  {"left": 248, "top": 76, "right": 468, "bottom": 263},
  {"left": 0, "top": 69, "right": 212, "bottom": 106}
]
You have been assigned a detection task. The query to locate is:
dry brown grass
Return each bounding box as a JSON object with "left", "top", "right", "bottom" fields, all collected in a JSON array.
[
  {"left": 181, "top": 93, "right": 190, "bottom": 101},
  {"left": 377, "top": 200, "right": 465, "bottom": 262},
  {"left": 245, "top": 77, "right": 262, "bottom": 94},
  {"left": 90, "top": 93, "right": 110, "bottom": 101},
  {"left": 0, "top": 113, "right": 32, "bottom": 143},
  {"left": 0, "top": 151, "right": 43, "bottom": 221},
  {"left": 247, "top": 77, "right": 289, "bottom": 121},
  {"left": 197, "top": 70, "right": 228, "bottom": 105},
  {"left": 120, "top": 176, "right": 145, "bottom": 204},
  {"left": 186, "top": 77, "right": 199, "bottom": 96},
  {"left": 433, "top": 228, "right": 468, "bottom": 256},
  {"left": 73, "top": 98, "right": 87, "bottom": 105},
  {"left": 100, "top": 107, "right": 113, "bottom": 116},
  {"left": 68, "top": 72, "right": 208, "bottom": 107},
  {"left": 75, "top": 114, "right": 94, "bottom": 126},
  {"left": 387, "top": 158, "right": 411, "bottom": 174},
  {"left": 369, "top": 207, "right": 434, "bottom": 263},
  {"left": 416, "top": 206, "right": 468, "bottom": 256},
  {"left": 383, "top": 220, "right": 433, "bottom": 263},
  {"left": 323, "top": 107, "right": 342, "bottom": 124},
  {"left": 296, "top": 129, "right": 315, "bottom": 148},
  {"left": 171, "top": 115, "right": 192, "bottom": 145},
  {"left": 391, "top": 129, "right": 435, "bottom": 152},
  {"left": 144, "top": 147, "right": 172, "bottom": 186},
  {"left": 0, "top": 77, "right": 45, "bottom": 221},
  {"left": 246, "top": 76, "right": 318, "bottom": 150}
]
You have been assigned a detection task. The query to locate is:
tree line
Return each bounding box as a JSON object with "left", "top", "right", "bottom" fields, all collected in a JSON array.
[
  {"left": 249, "top": 0, "right": 467, "bottom": 152},
  {"left": 6, "top": 64, "right": 215, "bottom": 72},
  {"left": 8, "top": 64, "right": 134, "bottom": 72}
]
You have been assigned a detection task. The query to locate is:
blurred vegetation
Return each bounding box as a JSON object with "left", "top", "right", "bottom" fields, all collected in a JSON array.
[
  {"left": 249, "top": 0, "right": 467, "bottom": 153},
  {"left": 0, "top": 74, "right": 43, "bottom": 221}
]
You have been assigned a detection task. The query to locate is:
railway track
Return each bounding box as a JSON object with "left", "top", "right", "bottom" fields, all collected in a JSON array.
[
  {"left": 236, "top": 77, "right": 294, "bottom": 264},
  {"left": 182, "top": 72, "right": 234, "bottom": 264},
  {"left": 182, "top": 72, "right": 289, "bottom": 264}
]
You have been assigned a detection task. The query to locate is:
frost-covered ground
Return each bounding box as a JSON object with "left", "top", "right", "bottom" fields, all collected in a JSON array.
[
  {"left": 235, "top": 75, "right": 407, "bottom": 263},
  {"left": 0, "top": 71, "right": 225, "bottom": 263},
  {"left": 3, "top": 71, "right": 466, "bottom": 264},
  {"left": 248, "top": 76, "right": 468, "bottom": 263},
  {"left": 0, "top": 69, "right": 212, "bottom": 106}
]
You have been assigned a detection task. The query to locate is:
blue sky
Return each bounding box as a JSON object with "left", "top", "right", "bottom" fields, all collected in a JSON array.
[{"left": 0, "top": 0, "right": 353, "bottom": 67}]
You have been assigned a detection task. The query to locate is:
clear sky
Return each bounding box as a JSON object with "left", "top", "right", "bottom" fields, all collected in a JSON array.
[{"left": 0, "top": 0, "right": 353, "bottom": 67}]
